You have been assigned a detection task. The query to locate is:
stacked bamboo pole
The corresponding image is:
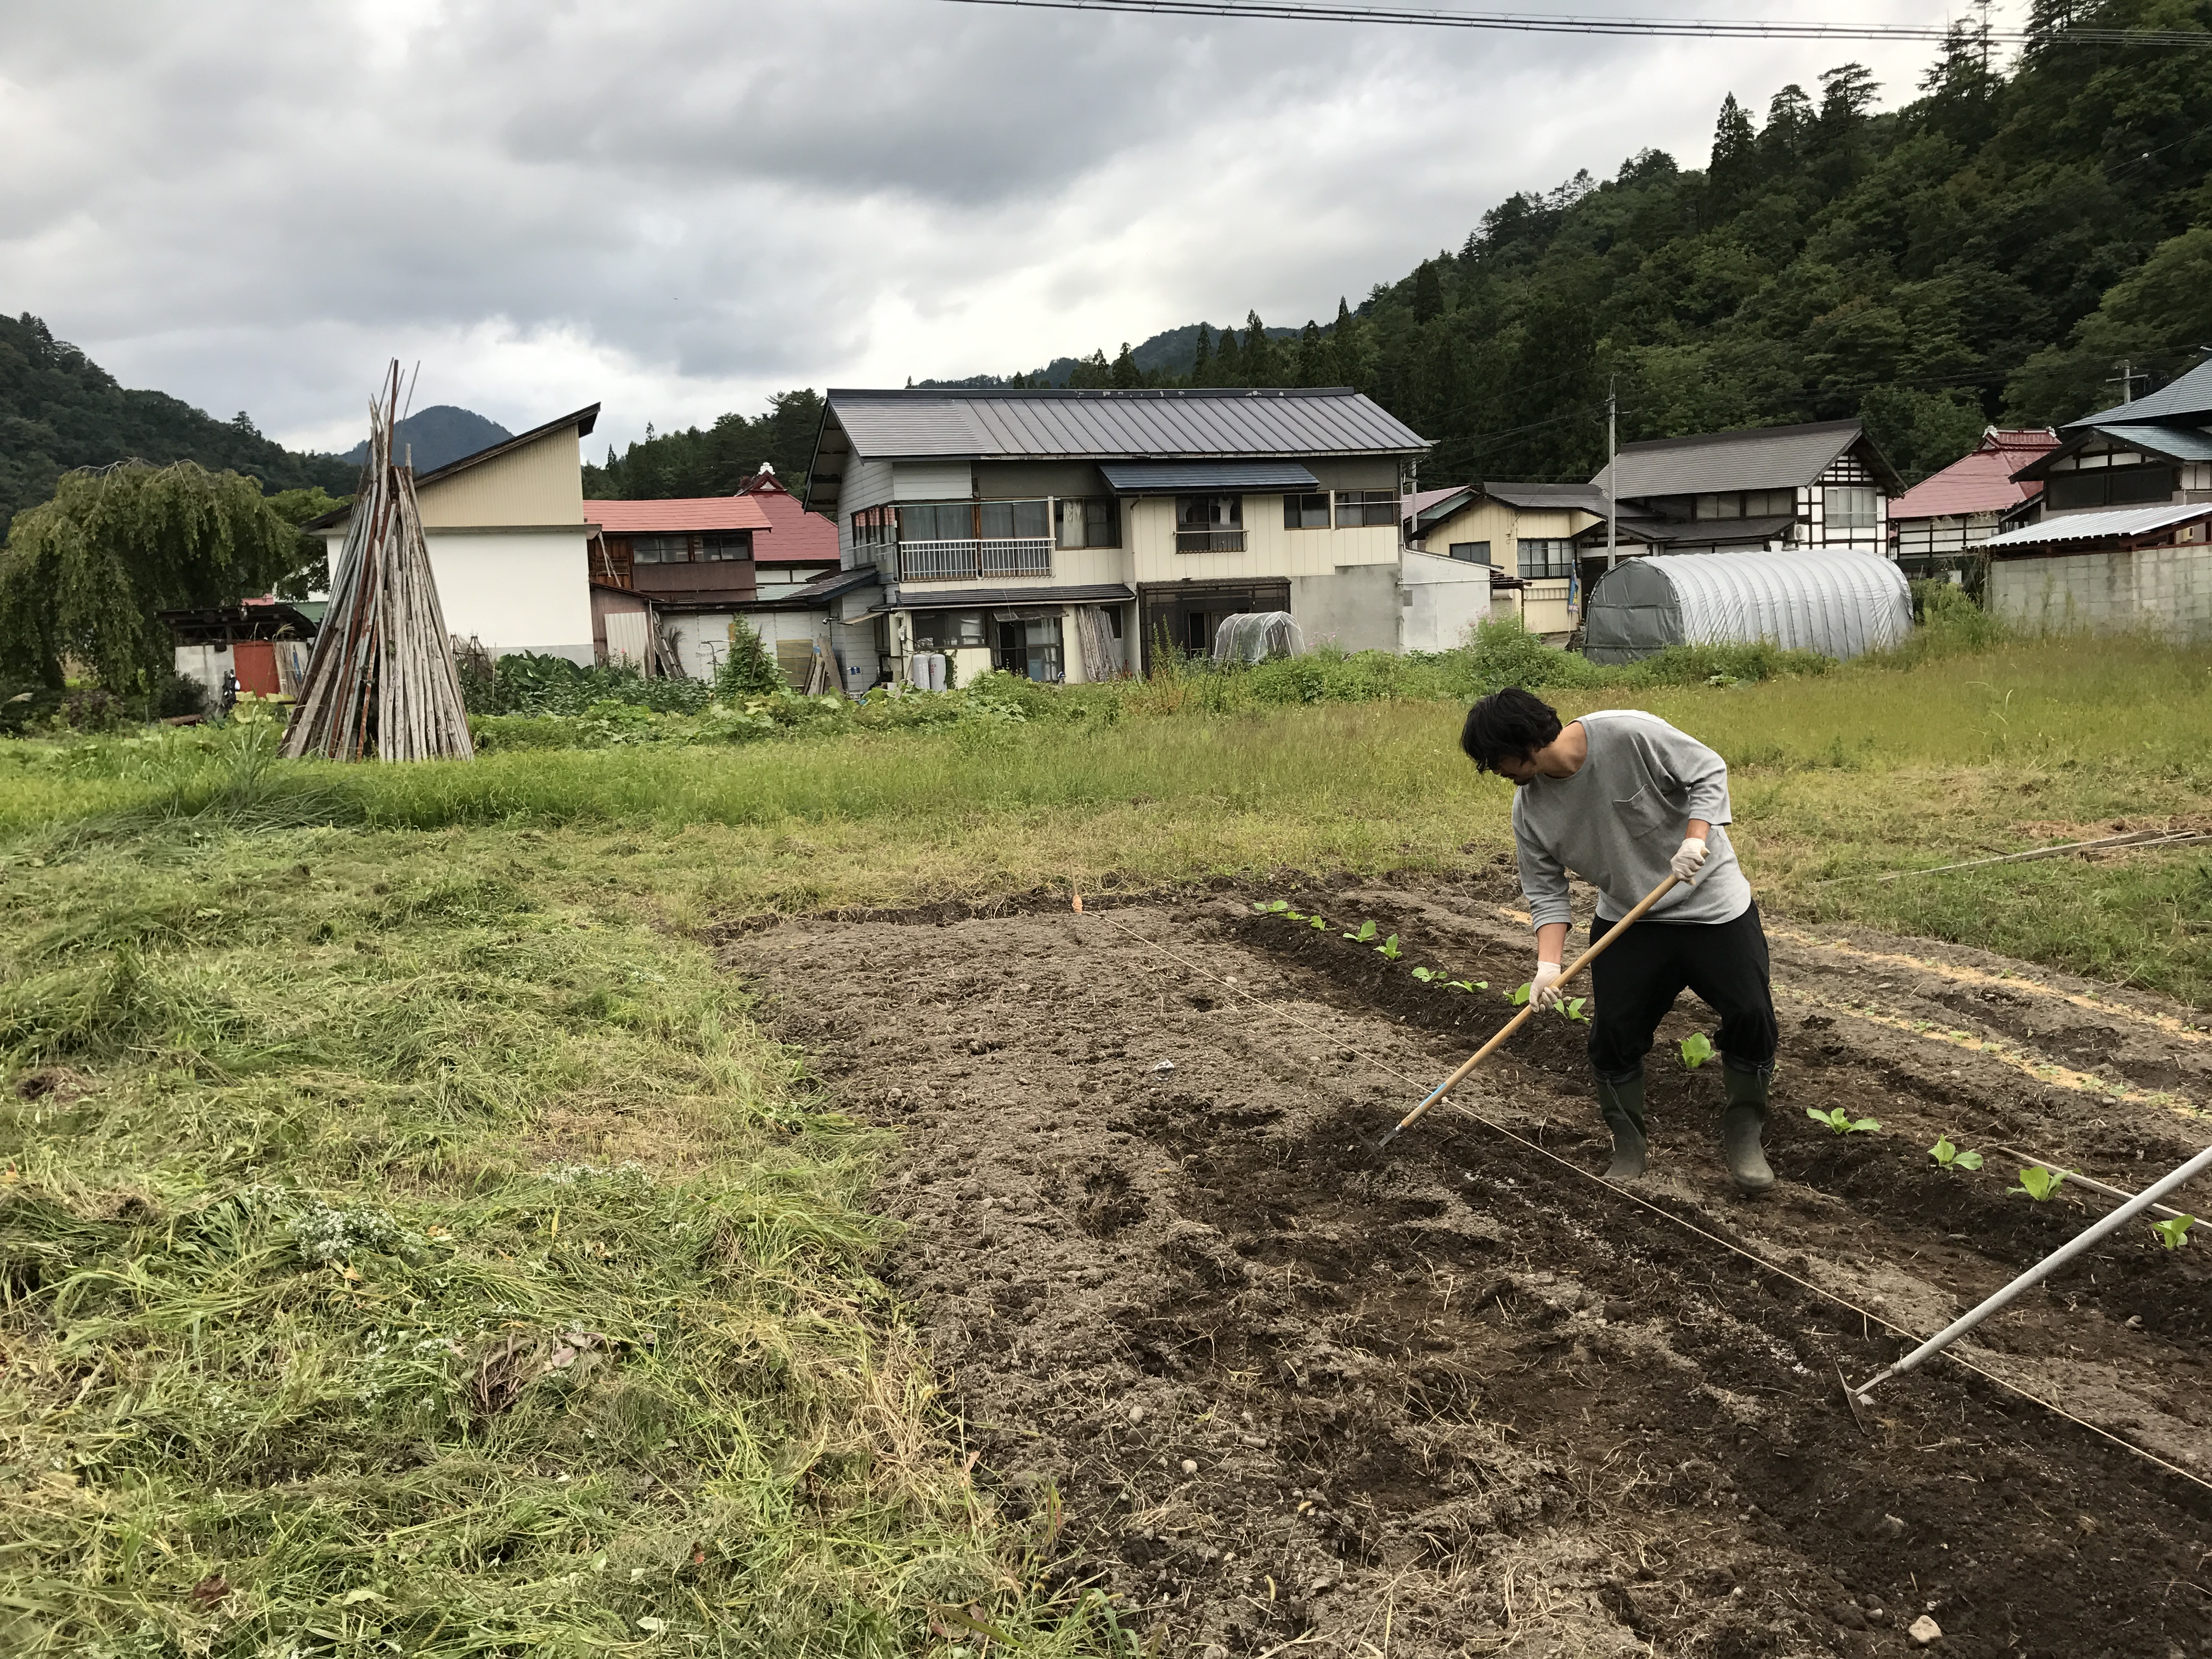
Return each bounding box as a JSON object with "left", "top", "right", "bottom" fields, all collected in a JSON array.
[{"left": 282, "top": 363, "right": 476, "bottom": 764}]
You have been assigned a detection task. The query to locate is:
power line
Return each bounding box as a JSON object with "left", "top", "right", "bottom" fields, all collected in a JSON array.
[{"left": 941, "top": 0, "right": 2212, "bottom": 47}]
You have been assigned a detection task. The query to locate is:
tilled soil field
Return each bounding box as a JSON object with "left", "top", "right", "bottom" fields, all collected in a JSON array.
[{"left": 727, "top": 874, "right": 2212, "bottom": 1659}]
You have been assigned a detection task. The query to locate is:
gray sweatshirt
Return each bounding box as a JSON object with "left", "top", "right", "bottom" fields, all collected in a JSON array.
[{"left": 1511, "top": 709, "right": 1751, "bottom": 930}]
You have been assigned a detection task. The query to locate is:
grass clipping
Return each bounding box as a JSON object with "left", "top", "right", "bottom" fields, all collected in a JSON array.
[{"left": 0, "top": 831, "right": 1096, "bottom": 1657}]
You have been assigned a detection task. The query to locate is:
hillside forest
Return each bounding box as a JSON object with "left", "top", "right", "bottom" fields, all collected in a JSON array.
[
  {"left": 0, "top": 313, "right": 354, "bottom": 539},
  {"left": 594, "top": 0, "right": 2212, "bottom": 495}
]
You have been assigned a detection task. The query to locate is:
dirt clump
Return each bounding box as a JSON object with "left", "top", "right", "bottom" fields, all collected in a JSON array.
[{"left": 729, "top": 885, "right": 2211, "bottom": 1658}]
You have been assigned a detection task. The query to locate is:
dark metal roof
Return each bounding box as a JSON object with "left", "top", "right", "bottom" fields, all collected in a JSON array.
[
  {"left": 2066, "top": 358, "right": 2212, "bottom": 428},
  {"left": 1098, "top": 460, "right": 1321, "bottom": 494},
  {"left": 820, "top": 387, "right": 1427, "bottom": 464},
  {"left": 2011, "top": 420, "right": 2212, "bottom": 480},
  {"left": 1577, "top": 514, "right": 1799, "bottom": 547},
  {"left": 159, "top": 600, "right": 320, "bottom": 642},
  {"left": 883, "top": 583, "right": 1136, "bottom": 613},
  {"left": 1481, "top": 481, "right": 1611, "bottom": 514},
  {"left": 1598, "top": 420, "right": 1901, "bottom": 500}
]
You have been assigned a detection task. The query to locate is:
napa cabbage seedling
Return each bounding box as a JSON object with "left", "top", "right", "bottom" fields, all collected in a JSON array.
[
  {"left": 1307, "top": 915, "right": 1329, "bottom": 929},
  {"left": 1510, "top": 981, "right": 1532, "bottom": 1006},
  {"left": 1410, "top": 966, "right": 1441, "bottom": 984},
  {"left": 1375, "top": 934, "right": 1402, "bottom": 961},
  {"left": 1678, "top": 1033, "right": 1714, "bottom": 1070},
  {"left": 1561, "top": 996, "right": 1588, "bottom": 1022},
  {"left": 1344, "top": 921, "right": 1378, "bottom": 944},
  {"left": 1254, "top": 899, "right": 1290, "bottom": 915},
  {"left": 1808, "top": 1107, "right": 1880, "bottom": 1135},
  {"left": 2011, "top": 1165, "right": 2072, "bottom": 1201},
  {"left": 1929, "top": 1135, "right": 1983, "bottom": 1170},
  {"left": 1448, "top": 978, "right": 1488, "bottom": 992},
  {"left": 2152, "top": 1214, "right": 2196, "bottom": 1249}
]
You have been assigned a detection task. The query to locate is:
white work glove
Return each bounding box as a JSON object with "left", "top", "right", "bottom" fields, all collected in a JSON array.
[
  {"left": 1671, "top": 836, "right": 1709, "bottom": 884},
  {"left": 1530, "top": 961, "right": 1566, "bottom": 1011}
]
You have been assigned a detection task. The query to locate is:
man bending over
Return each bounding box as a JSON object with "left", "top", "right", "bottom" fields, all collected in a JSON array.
[{"left": 1460, "top": 686, "right": 1778, "bottom": 1192}]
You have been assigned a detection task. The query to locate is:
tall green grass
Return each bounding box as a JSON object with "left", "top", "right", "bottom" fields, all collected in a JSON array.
[{"left": 0, "top": 831, "right": 1116, "bottom": 1656}]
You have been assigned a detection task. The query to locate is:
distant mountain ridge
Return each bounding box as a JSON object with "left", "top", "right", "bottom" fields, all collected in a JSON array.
[
  {"left": 921, "top": 321, "right": 1305, "bottom": 389},
  {"left": 341, "top": 404, "right": 512, "bottom": 473},
  {"left": 0, "top": 311, "right": 357, "bottom": 537}
]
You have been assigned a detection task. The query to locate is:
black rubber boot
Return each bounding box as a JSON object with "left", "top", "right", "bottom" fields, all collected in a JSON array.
[
  {"left": 1596, "top": 1073, "right": 1647, "bottom": 1181},
  {"left": 1721, "top": 1062, "right": 1775, "bottom": 1194}
]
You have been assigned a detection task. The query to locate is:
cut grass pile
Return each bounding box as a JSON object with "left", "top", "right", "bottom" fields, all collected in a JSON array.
[{"left": 0, "top": 825, "right": 1113, "bottom": 1657}]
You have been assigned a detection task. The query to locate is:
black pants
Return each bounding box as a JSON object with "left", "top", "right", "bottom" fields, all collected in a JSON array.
[{"left": 1585, "top": 901, "right": 1778, "bottom": 1084}]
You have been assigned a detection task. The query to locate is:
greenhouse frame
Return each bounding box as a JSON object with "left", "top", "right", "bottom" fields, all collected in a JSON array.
[{"left": 1580, "top": 551, "right": 1912, "bottom": 663}]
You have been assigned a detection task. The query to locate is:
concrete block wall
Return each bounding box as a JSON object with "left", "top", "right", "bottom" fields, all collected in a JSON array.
[{"left": 1989, "top": 544, "right": 2212, "bottom": 639}]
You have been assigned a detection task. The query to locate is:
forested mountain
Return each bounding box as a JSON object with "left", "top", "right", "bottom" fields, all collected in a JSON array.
[
  {"left": 551, "top": 0, "right": 2212, "bottom": 500},
  {"left": 581, "top": 390, "right": 824, "bottom": 500},
  {"left": 341, "top": 404, "right": 510, "bottom": 473},
  {"left": 0, "top": 312, "right": 356, "bottom": 537}
]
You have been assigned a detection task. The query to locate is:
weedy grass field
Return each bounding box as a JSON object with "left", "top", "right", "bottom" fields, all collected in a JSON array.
[{"left": 2, "top": 625, "right": 2210, "bottom": 1652}]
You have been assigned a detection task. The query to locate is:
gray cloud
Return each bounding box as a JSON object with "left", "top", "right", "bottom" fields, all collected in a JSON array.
[{"left": 0, "top": 0, "right": 1950, "bottom": 453}]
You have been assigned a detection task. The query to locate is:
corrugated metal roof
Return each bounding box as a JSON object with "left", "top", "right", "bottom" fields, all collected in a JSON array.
[
  {"left": 736, "top": 474, "right": 843, "bottom": 563},
  {"left": 1583, "top": 551, "right": 1910, "bottom": 664},
  {"left": 1403, "top": 485, "right": 1470, "bottom": 522},
  {"left": 1889, "top": 430, "right": 2058, "bottom": 519},
  {"left": 1098, "top": 460, "right": 1320, "bottom": 493},
  {"left": 825, "top": 387, "right": 1426, "bottom": 460},
  {"left": 1598, "top": 420, "right": 1867, "bottom": 500},
  {"left": 2066, "top": 358, "right": 2212, "bottom": 427},
  {"left": 1980, "top": 501, "right": 2212, "bottom": 550},
  {"left": 586, "top": 496, "right": 772, "bottom": 534}
]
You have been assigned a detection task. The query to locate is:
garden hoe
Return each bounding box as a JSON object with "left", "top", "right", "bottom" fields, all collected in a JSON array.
[{"left": 1372, "top": 871, "right": 1681, "bottom": 1153}]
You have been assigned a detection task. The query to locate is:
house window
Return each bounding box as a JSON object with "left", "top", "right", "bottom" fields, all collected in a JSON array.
[
  {"left": 1694, "top": 489, "right": 1796, "bottom": 521},
  {"left": 1176, "top": 495, "right": 1245, "bottom": 552},
  {"left": 1056, "top": 497, "right": 1121, "bottom": 548},
  {"left": 699, "top": 533, "right": 752, "bottom": 562},
  {"left": 851, "top": 505, "right": 895, "bottom": 547},
  {"left": 910, "top": 610, "right": 987, "bottom": 650},
  {"left": 1284, "top": 492, "right": 1331, "bottom": 529},
  {"left": 979, "top": 499, "right": 1049, "bottom": 540},
  {"left": 632, "top": 534, "right": 691, "bottom": 564},
  {"left": 1448, "top": 541, "right": 1491, "bottom": 565},
  {"left": 1334, "top": 489, "right": 1397, "bottom": 527},
  {"left": 1517, "top": 538, "right": 1576, "bottom": 579},
  {"left": 1823, "top": 486, "right": 1880, "bottom": 530},
  {"left": 899, "top": 501, "right": 974, "bottom": 543}
]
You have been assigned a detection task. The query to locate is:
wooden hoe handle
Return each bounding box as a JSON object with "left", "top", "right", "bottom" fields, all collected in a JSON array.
[{"left": 1377, "top": 872, "right": 1682, "bottom": 1147}]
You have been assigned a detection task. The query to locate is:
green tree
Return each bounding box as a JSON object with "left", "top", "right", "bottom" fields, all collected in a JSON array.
[
  {"left": 713, "top": 614, "right": 785, "bottom": 698},
  {"left": 1708, "top": 93, "right": 1760, "bottom": 215},
  {"left": 1191, "top": 323, "right": 1214, "bottom": 382},
  {"left": 1413, "top": 261, "right": 1446, "bottom": 324},
  {"left": 266, "top": 486, "right": 347, "bottom": 600},
  {"left": 1296, "top": 320, "right": 1329, "bottom": 385},
  {"left": 1214, "top": 325, "right": 1245, "bottom": 386},
  {"left": 0, "top": 461, "right": 299, "bottom": 692},
  {"left": 1242, "top": 311, "right": 1279, "bottom": 387},
  {"left": 1111, "top": 342, "right": 1140, "bottom": 388}
]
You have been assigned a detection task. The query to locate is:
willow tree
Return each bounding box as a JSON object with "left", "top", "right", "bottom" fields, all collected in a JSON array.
[{"left": 0, "top": 461, "right": 300, "bottom": 692}]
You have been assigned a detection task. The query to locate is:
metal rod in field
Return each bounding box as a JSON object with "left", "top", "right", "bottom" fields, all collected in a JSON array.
[{"left": 1852, "top": 1141, "right": 2212, "bottom": 1407}]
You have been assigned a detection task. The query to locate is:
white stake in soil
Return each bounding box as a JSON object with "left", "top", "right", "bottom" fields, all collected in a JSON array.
[{"left": 1850, "top": 1139, "right": 2212, "bottom": 1409}]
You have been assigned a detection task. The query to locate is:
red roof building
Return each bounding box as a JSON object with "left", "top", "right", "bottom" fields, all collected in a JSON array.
[{"left": 1889, "top": 428, "right": 2059, "bottom": 571}]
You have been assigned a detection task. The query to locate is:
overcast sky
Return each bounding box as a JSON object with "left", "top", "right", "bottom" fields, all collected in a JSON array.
[{"left": 1, "top": 1, "right": 1985, "bottom": 457}]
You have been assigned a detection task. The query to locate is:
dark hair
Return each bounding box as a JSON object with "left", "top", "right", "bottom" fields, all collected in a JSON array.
[{"left": 1460, "top": 686, "right": 1563, "bottom": 774}]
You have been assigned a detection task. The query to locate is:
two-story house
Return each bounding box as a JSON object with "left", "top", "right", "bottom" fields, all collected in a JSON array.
[
  {"left": 1977, "top": 358, "right": 2212, "bottom": 636},
  {"left": 803, "top": 387, "right": 1428, "bottom": 684},
  {"left": 1572, "top": 420, "right": 1903, "bottom": 583},
  {"left": 1403, "top": 482, "right": 1607, "bottom": 640},
  {"left": 1886, "top": 428, "right": 2058, "bottom": 578},
  {"left": 584, "top": 464, "right": 844, "bottom": 680},
  {"left": 306, "top": 404, "right": 602, "bottom": 663}
]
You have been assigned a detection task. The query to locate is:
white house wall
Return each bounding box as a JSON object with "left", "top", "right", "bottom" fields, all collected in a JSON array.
[
  {"left": 1397, "top": 549, "right": 1494, "bottom": 652},
  {"left": 320, "top": 528, "right": 595, "bottom": 663}
]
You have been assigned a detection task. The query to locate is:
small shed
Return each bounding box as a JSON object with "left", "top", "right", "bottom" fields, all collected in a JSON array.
[{"left": 1581, "top": 551, "right": 1910, "bottom": 663}]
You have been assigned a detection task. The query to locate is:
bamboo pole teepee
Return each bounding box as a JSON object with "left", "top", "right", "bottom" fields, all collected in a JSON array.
[{"left": 282, "top": 363, "right": 476, "bottom": 763}]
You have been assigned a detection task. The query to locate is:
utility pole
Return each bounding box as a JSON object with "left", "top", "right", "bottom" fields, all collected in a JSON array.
[
  {"left": 2108, "top": 360, "right": 2145, "bottom": 406},
  {"left": 1605, "top": 378, "right": 1618, "bottom": 570}
]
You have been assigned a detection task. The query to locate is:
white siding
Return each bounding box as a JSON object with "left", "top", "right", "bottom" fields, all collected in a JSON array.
[{"left": 893, "top": 461, "right": 974, "bottom": 500}]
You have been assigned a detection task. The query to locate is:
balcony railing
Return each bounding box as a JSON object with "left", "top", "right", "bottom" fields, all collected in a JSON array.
[
  {"left": 1175, "top": 529, "right": 1246, "bottom": 554},
  {"left": 898, "top": 538, "right": 1053, "bottom": 582}
]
